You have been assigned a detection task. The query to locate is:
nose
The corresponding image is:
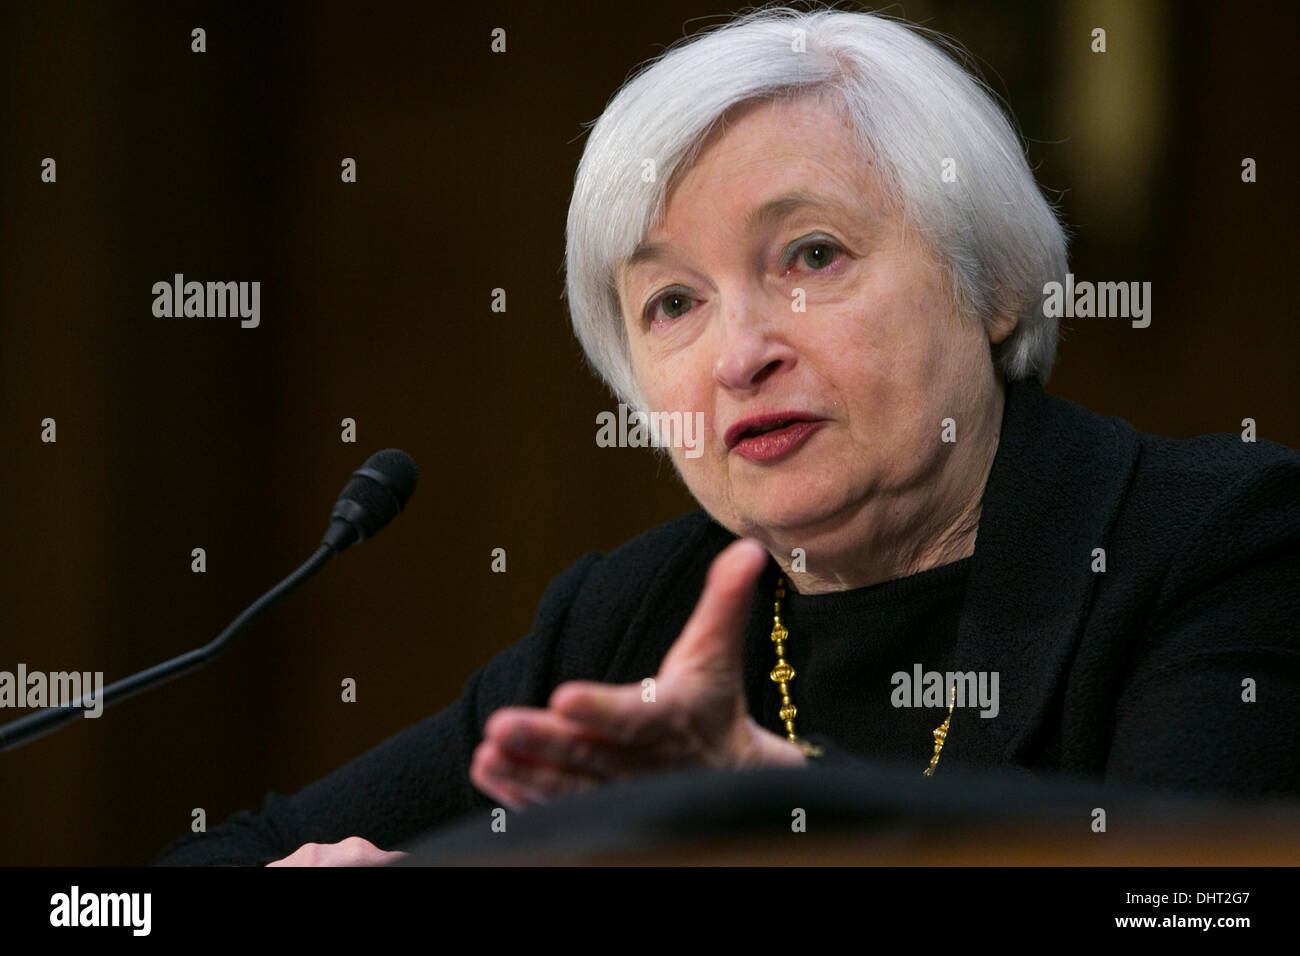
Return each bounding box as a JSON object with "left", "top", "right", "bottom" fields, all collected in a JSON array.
[{"left": 712, "top": 302, "right": 793, "bottom": 391}]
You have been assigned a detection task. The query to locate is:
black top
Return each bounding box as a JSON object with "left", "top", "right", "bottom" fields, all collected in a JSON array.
[
  {"left": 751, "top": 557, "right": 972, "bottom": 769},
  {"left": 153, "top": 377, "right": 1300, "bottom": 865}
]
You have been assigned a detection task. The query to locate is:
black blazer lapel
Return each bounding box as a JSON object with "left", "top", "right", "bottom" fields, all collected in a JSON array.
[{"left": 949, "top": 377, "right": 1142, "bottom": 767}]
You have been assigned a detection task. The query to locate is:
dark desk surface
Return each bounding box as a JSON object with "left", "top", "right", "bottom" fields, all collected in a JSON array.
[{"left": 397, "top": 761, "right": 1300, "bottom": 865}]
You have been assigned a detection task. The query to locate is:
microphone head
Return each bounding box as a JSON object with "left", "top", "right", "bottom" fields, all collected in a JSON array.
[{"left": 323, "top": 449, "right": 418, "bottom": 552}]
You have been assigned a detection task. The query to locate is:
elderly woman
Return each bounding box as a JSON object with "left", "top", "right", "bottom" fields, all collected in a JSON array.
[{"left": 155, "top": 7, "right": 1299, "bottom": 866}]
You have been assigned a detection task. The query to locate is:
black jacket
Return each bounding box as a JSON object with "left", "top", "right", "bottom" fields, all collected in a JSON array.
[{"left": 154, "top": 377, "right": 1300, "bottom": 865}]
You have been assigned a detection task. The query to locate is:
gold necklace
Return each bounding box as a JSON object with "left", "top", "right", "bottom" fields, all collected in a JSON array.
[
  {"left": 922, "top": 685, "right": 956, "bottom": 776},
  {"left": 771, "top": 576, "right": 955, "bottom": 773},
  {"left": 769, "top": 577, "right": 823, "bottom": 758}
]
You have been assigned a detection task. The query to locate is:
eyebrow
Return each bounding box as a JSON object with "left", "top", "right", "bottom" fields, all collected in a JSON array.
[{"left": 620, "top": 189, "right": 855, "bottom": 278}]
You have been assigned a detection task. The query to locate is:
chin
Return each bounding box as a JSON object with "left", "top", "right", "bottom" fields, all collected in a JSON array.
[{"left": 734, "top": 491, "right": 855, "bottom": 537}]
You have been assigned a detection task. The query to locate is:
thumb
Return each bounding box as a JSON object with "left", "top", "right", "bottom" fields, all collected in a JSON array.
[{"left": 660, "top": 537, "right": 769, "bottom": 686}]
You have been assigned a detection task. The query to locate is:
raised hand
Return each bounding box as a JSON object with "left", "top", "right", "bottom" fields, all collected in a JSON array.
[{"left": 470, "top": 538, "right": 806, "bottom": 810}]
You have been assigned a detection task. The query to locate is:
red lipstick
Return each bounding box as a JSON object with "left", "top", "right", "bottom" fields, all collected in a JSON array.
[{"left": 724, "top": 412, "right": 825, "bottom": 462}]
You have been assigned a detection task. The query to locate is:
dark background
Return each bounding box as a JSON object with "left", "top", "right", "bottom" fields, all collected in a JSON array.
[{"left": 0, "top": 0, "right": 1295, "bottom": 865}]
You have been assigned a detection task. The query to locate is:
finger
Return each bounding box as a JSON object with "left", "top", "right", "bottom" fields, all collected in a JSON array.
[
  {"left": 335, "top": 836, "right": 405, "bottom": 866},
  {"left": 478, "top": 738, "right": 603, "bottom": 806},
  {"left": 490, "top": 753, "right": 602, "bottom": 802},
  {"left": 490, "top": 704, "right": 666, "bottom": 774},
  {"left": 470, "top": 739, "right": 552, "bottom": 810},
  {"left": 546, "top": 681, "right": 670, "bottom": 749},
  {"left": 468, "top": 763, "right": 526, "bottom": 812},
  {"left": 660, "top": 537, "right": 768, "bottom": 682},
  {"left": 267, "top": 843, "right": 322, "bottom": 867},
  {"left": 487, "top": 704, "right": 632, "bottom": 753},
  {"left": 267, "top": 838, "right": 406, "bottom": 867},
  {"left": 548, "top": 683, "right": 729, "bottom": 766}
]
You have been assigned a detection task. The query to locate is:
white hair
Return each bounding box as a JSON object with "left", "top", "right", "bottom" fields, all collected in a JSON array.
[{"left": 563, "top": 4, "right": 1069, "bottom": 411}]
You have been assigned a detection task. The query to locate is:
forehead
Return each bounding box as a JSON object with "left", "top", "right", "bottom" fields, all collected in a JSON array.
[{"left": 691, "top": 92, "right": 858, "bottom": 161}]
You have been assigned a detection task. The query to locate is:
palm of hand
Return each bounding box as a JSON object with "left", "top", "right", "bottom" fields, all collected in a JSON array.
[{"left": 469, "top": 538, "right": 804, "bottom": 810}]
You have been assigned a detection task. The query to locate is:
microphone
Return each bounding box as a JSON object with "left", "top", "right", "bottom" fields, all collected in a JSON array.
[
  {"left": 0, "top": 449, "right": 418, "bottom": 754},
  {"left": 322, "top": 449, "right": 418, "bottom": 553}
]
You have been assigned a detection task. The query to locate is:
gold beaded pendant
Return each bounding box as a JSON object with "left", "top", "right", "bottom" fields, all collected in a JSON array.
[
  {"left": 770, "top": 577, "right": 823, "bottom": 758},
  {"left": 922, "top": 684, "right": 957, "bottom": 775}
]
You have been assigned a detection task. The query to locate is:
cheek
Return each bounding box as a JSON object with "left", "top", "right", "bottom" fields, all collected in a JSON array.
[
  {"left": 859, "top": 263, "right": 964, "bottom": 383},
  {"left": 630, "top": 340, "right": 707, "bottom": 415},
  {"left": 665, "top": 439, "right": 730, "bottom": 521},
  {"left": 813, "top": 278, "right": 960, "bottom": 451}
]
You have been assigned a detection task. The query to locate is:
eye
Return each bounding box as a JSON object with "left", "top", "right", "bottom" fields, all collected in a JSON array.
[
  {"left": 785, "top": 236, "right": 841, "bottom": 273},
  {"left": 643, "top": 287, "right": 693, "bottom": 323},
  {"left": 639, "top": 235, "right": 843, "bottom": 326}
]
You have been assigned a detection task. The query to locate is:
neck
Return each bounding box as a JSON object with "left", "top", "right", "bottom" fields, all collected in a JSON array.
[{"left": 767, "top": 378, "right": 1005, "bottom": 595}]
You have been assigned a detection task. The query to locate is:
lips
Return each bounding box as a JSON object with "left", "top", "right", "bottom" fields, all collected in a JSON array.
[{"left": 723, "top": 411, "right": 825, "bottom": 459}]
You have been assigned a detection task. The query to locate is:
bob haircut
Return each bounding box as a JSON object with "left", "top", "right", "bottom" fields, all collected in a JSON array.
[{"left": 563, "top": 4, "right": 1069, "bottom": 413}]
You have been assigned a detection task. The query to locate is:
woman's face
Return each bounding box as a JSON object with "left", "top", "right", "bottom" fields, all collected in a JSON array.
[{"left": 616, "top": 95, "right": 1008, "bottom": 566}]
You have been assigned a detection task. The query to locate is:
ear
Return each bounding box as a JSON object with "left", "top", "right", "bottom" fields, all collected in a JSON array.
[{"left": 986, "top": 308, "right": 1019, "bottom": 345}]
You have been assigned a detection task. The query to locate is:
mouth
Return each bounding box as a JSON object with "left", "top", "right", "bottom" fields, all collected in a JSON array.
[{"left": 724, "top": 412, "right": 826, "bottom": 461}]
